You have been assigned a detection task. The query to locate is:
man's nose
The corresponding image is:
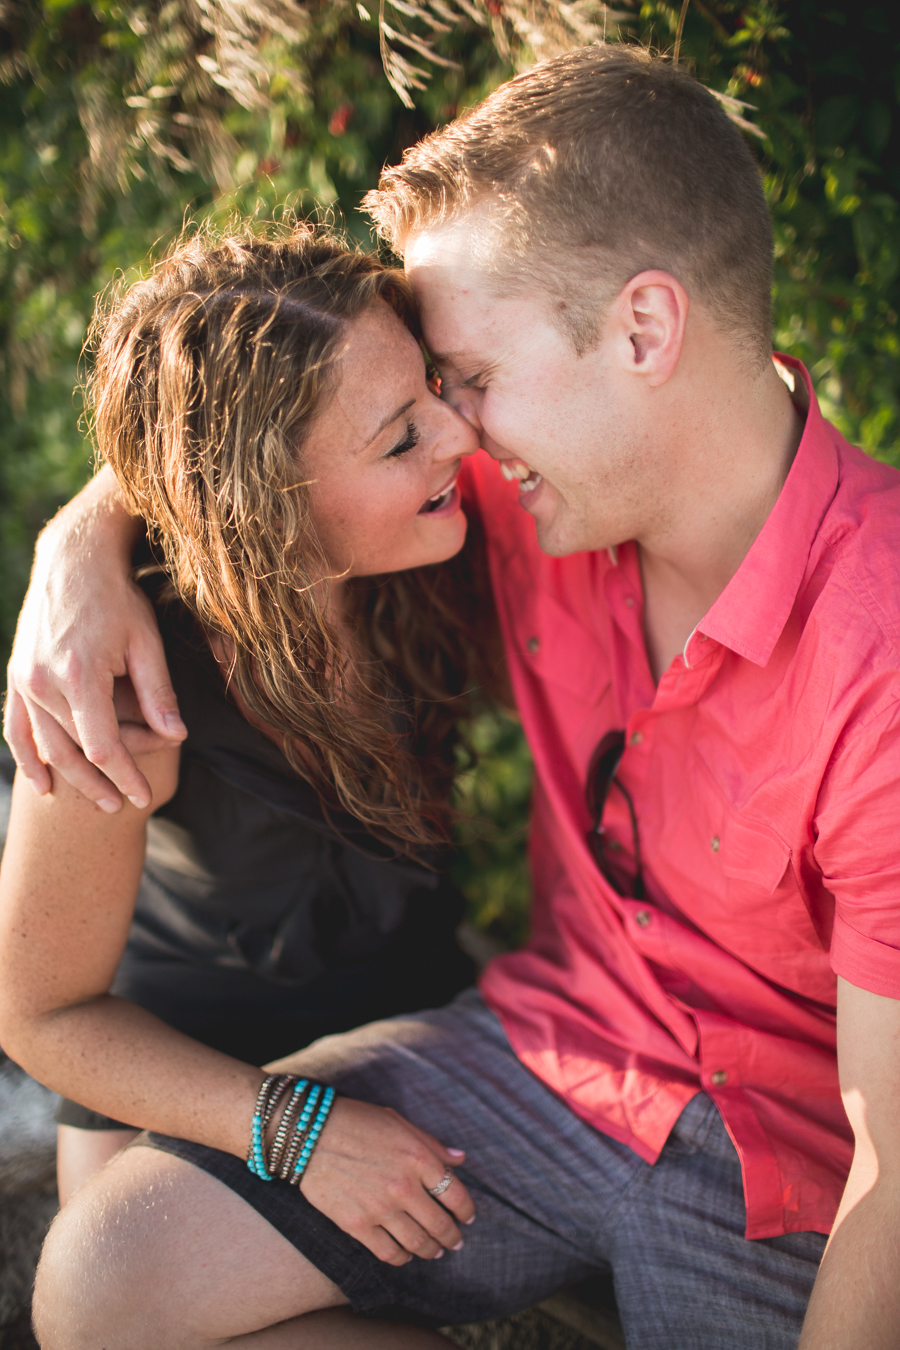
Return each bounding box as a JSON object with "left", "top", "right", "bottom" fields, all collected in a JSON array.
[
  {"left": 444, "top": 413, "right": 480, "bottom": 462},
  {"left": 443, "top": 386, "right": 484, "bottom": 436},
  {"left": 436, "top": 395, "right": 481, "bottom": 458}
]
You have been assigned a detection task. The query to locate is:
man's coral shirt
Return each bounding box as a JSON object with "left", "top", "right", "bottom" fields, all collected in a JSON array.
[{"left": 468, "top": 357, "right": 900, "bottom": 1240}]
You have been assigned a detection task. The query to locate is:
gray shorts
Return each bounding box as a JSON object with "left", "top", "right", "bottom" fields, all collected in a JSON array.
[{"left": 145, "top": 989, "right": 826, "bottom": 1349}]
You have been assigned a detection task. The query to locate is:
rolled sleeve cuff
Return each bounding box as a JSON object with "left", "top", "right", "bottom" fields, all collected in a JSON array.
[{"left": 831, "top": 911, "right": 900, "bottom": 999}]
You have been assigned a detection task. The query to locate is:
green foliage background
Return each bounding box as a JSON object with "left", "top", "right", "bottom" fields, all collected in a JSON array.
[{"left": 1, "top": 0, "right": 897, "bottom": 943}]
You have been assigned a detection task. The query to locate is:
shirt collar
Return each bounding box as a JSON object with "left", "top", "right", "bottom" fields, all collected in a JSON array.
[{"left": 698, "top": 356, "right": 840, "bottom": 668}]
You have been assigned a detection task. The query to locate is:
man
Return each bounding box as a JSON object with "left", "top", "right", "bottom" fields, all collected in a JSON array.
[{"left": 7, "top": 45, "right": 900, "bottom": 1350}]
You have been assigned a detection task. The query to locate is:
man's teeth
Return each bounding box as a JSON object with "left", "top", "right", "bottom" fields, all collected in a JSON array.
[
  {"left": 518, "top": 473, "right": 542, "bottom": 493},
  {"left": 500, "top": 461, "right": 533, "bottom": 483}
]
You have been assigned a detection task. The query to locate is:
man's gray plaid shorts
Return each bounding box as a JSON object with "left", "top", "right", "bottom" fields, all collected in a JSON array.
[{"left": 145, "top": 988, "right": 827, "bottom": 1349}]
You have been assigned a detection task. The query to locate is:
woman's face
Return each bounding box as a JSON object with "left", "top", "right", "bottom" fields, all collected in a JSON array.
[{"left": 302, "top": 302, "right": 478, "bottom": 577}]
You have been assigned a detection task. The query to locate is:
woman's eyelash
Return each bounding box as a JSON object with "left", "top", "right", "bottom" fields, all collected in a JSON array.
[{"left": 387, "top": 421, "right": 420, "bottom": 458}]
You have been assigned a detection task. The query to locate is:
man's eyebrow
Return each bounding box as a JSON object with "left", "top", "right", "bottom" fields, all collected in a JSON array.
[
  {"left": 429, "top": 350, "right": 467, "bottom": 365},
  {"left": 365, "top": 397, "right": 415, "bottom": 446}
]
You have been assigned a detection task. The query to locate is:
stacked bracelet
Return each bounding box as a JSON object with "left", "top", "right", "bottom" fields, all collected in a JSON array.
[
  {"left": 291, "top": 1085, "right": 336, "bottom": 1185},
  {"left": 246, "top": 1074, "right": 336, "bottom": 1186},
  {"left": 247, "top": 1074, "right": 293, "bottom": 1181}
]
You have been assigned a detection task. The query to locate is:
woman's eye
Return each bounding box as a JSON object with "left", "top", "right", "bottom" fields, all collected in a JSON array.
[{"left": 387, "top": 421, "right": 421, "bottom": 458}]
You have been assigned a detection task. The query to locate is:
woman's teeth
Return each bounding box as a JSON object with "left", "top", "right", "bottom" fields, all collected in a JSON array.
[
  {"left": 500, "top": 460, "right": 542, "bottom": 493},
  {"left": 421, "top": 477, "right": 458, "bottom": 513}
]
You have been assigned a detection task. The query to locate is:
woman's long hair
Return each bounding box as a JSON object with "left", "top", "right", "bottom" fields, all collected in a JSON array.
[{"left": 86, "top": 220, "right": 500, "bottom": 854}]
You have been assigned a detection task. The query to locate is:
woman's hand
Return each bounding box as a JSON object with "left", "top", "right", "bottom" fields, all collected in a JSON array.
[
  {"left": 4, "top": 466, "right": 186, "bottom": 811},
  {"left": 300, "top": 1097, "right": 475, "bottom": 1265}
]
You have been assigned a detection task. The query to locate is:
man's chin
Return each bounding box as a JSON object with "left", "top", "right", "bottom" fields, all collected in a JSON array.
[
  {"left": 531, "top": 505, "right": 617, "bottom": 559},
  {"left": 532, "top": 513, "right": 582, "bottom": 559}
]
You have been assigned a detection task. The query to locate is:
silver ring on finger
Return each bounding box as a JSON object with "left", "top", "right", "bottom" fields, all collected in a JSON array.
[{"left": 426, "top": 1166, "right": 453, "bottom": 1198}]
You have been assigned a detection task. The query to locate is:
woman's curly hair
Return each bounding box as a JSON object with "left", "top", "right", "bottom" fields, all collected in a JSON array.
[{"left": 86, "top": 219, "right": 501, "bottom": 854}]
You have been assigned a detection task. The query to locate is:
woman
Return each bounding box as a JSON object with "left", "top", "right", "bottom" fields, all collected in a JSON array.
[{"left": 0, "top": 221, "right": 498, "bottom": 1209}]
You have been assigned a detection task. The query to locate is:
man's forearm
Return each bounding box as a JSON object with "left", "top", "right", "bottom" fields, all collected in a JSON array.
[
  {"left": 799, "top": 1176, "right": 900, "bottom": 1349},
  {"left": 34, "top": 463, "right": 141, "bottom": 570},
  {"left": 5, "top": 461, "right": 180, "bottom": 807}
]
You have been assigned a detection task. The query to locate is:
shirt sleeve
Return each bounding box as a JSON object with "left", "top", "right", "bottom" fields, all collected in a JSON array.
[{"left": 814, "top": 694, "right": 900, "bottom": 998}]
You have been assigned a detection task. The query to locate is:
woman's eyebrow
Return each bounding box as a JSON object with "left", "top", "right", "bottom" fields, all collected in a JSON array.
[{"left": 365, "top": 397, "right": 415, "bottom": 446}]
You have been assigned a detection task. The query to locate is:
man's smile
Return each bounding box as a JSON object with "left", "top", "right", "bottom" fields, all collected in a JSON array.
[{"left": 499, "top": 459, "right": 543, "bottom": 494}]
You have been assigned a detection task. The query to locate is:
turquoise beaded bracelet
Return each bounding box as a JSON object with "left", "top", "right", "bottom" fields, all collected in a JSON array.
[
  {"left": 247, "top": 1074, "right": 292, "bottom": 1181},
  {"left": 290, "top": 1086, "right": 336, "bottom": 1186},
  {"left": 246, "top": 1074, "right": 335, "bottom": 1184}
]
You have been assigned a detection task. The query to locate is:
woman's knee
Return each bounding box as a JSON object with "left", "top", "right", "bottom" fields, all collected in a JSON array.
[
  {"left": 34, "top": 1153, "right": 189, "bottom": 1348},
  {"left": 56, "top": 1123, "right": 140, "bottom": 1207},
  {"left": 33, "top": 1144, "right": 346, "bottom": 1348}
]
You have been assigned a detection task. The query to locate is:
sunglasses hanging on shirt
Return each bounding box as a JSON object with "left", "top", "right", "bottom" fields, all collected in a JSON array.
[{"left": 585, "top": 729, "right": 645, "bottom": 900}]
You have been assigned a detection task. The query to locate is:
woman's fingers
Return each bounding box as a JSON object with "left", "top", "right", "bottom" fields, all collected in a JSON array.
[
  {"left": 296, "top": 1096, "right": 476, "bottom": 1266},
  {"left": 410, "top": 1193, "right": 464, "bottom": 1253},
  {"left": 405, "top": 1124, "right": 475, "bottom": 1228},
  {"left": 364, "top": 1228, "right": 416, "bottom": 1267},
  {"left": 382, "top": 1214, "right": 446, "bottom": 1261},
  {"left": 423, "top": 1171, "right": 476, "bottom": 1229}
]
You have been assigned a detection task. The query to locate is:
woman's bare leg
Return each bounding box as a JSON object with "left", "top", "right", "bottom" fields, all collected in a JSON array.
[
  {"left": 214, "top": 1308, "right": 451, "bottom": 1347},
  {"left": 34, "top": 1145, "right": 451, "bottom": 1350},
  {"left": 56, "top": 1123, "right": 139, "bottom": 1205}
]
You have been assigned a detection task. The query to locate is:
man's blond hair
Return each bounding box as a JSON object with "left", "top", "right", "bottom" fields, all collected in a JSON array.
[{"left": 365, "top": 45, "right": 773, "bottom": 365}]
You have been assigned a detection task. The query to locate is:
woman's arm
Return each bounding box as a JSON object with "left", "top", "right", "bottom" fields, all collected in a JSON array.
[
  {"left": 0, "top": 716, "right": 262, "bottom": 1151},
  {"left": 4, "top": 465, "right": 186, "bottom": 812},
  {"left": 0, "top": 716, "right": 473, "bottom": 1260}
]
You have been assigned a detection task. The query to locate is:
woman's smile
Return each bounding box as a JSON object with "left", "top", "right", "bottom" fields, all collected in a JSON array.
[
  {"left": 303, "top": 303, "right": 477, "bottom": 577},
  {"left": 418, "top": 471, "right": 460, "bottom": 515}
]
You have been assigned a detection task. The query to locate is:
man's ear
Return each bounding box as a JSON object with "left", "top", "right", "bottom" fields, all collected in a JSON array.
[{"left": 613, "top": 270, "right": 689, "bottom": 387}]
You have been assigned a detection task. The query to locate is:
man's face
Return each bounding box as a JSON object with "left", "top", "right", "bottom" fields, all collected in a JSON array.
[{"left": 405, "top": 225, "right": 661, "bottom": 557}]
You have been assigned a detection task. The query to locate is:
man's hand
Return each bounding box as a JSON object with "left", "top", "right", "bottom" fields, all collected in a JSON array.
[
  {"left": 798, "top": 977, "right": 900, "bottom": 1349},
  {"left": 300, "top": 1097, "right": 475, "bottom": 1265},
  {"left": 3, "top": 467, "right": 186, "bottom": 812}
]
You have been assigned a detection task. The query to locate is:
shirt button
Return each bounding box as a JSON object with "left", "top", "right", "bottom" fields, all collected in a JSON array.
[
  {"left": 635, "top": 910, "right": 651, "bottom": 927},
  {"left": 630, "top": 731, "right": 643, "bottom": 746},
  {"left": 710, "top": 835, "right": 720, "bottom": 852},
  {"left": 710, "top": 1070, "right": 728, "bottom": 1087},
  {"left": 526, "top": 636, "right": 540, "bottom": 654}
]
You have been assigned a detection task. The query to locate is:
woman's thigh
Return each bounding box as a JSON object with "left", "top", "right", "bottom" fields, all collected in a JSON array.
[{"left": 34, "top": 1144, "right": 346, "bottom": 1350}]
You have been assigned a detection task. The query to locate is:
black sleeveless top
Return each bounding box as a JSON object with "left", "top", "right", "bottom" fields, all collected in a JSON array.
[{"left": 109, "top": 600, "right": 474, "bottom": 1064}]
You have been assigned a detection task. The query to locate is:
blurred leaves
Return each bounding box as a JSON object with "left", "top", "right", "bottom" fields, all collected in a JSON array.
[
  {"left": 452, "top": 710, "right": 534, "bottom": 948},
  {"left": 0, "top": 0, "right": 897, "bottom": 942},
  {"left": 376, "top": 1, "right": 633, "bottom": 107},
  {"left": 657, "top": 0, "right": 900, "bottom": 460}
]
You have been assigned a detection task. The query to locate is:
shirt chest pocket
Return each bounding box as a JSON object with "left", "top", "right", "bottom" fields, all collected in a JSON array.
[
  {"left": 719, "top": 812, "right": 792, "bottom": 896},
  {"left": 672, "top": 755, "right": 832, "bottom": 996}
]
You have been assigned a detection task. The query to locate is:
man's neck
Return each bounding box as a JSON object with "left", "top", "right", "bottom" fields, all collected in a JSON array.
[{"left": 637, "top": 362, "right": 806, "bottom": 684}]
